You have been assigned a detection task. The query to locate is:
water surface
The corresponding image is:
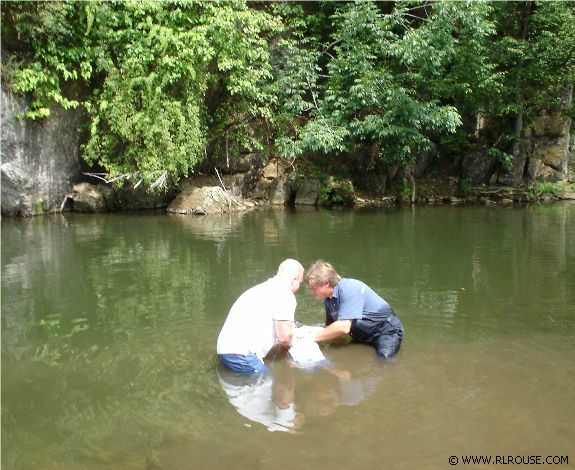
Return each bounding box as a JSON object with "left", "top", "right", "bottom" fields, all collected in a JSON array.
[{"left": 2, "top": 205, "right": 574, "bottom": 469}]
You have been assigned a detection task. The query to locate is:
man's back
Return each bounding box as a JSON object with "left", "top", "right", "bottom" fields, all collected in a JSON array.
[{"left": 217, "top": 277, "right": 295, "bottom": 359}]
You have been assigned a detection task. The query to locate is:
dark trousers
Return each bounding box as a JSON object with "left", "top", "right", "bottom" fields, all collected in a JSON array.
[
  {"left": 352, "top": 315, "right": 404, "bottom": 359},
  {"left": 373, "top": 316, "right": 404, "bottom": 358}
]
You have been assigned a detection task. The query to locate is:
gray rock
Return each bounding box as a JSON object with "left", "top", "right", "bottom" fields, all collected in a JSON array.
[
  {"left": 413, "top": 146, "right": 438, "bottom": 179},
  {"left": 167, "top": 185, "right": 249, "bottom": 215},
  {"left": 444, "top": 196, "right": 463, "bottom": 204},
  {"left": 116, "top": 184, "right": 174, "bottom": 210},
  {"left": 250, "top": 160, "right": 295, "bottom": 205},
  {"left": 69, "top": 183, "right": 116, "bottom": 212},
  {"left": 554, "top": 189, "right": 575, "bottom": 200},
  {"left": 502, "top": 86, "right": 572, "bottom": 184},
  {"left": 530, "top": 114, "right": 571, "bottom": 175},
  {"left": 497, "top": 143, "right": 529, "bottom": 186},
  {"left": 197, "top": 152, "right": 263, "bottom": 174},
  {"left": 1, "top": 86, "right": 84, "bottom": 216},
  {"left": 294, "top": 178, "right": 320, "bottom": 206},
  {"left": 269, "top": 178, "right": 294, "bottom": 205},
  {"left": 461, "top": 150, "right": 496, "bottom": 185}
]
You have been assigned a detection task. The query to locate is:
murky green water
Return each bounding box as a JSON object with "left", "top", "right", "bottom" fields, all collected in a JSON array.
[{"left": 2, "top": 205, "right": 574, "bottom": 469}]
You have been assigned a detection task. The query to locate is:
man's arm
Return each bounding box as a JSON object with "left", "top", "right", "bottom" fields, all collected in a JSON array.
[
  {"left": 275, "top": 320, "right": 295, "bottom": 348},
  {"left": 314, "top": 320, "right": 352, "bottom": 342}
]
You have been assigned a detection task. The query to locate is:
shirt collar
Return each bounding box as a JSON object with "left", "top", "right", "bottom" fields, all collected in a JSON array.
[{"left": 330, "top": 282, "right": 341, "bottom": 300}]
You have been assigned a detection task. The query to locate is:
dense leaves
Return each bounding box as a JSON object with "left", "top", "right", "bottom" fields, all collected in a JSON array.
[
  {"left": 2, "top": 1, "right": 573, "bottom": 187},
  {"left": 3, "top": 1, "right": 280, "bottom": 187},
  {"left": 273, "top": 1, "right": 499, "bottom": 168}
]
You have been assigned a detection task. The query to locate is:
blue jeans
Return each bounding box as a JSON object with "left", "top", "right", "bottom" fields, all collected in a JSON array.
[{"left": 218, "top": 353, "right": 268, "bottom": 374}]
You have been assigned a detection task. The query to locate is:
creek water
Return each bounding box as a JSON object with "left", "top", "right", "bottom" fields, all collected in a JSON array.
[{"left": 2, "top": 204, "right": 574, "bottom": 469}]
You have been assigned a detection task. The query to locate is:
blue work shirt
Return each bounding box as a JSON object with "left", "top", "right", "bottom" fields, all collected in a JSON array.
[{"left": 324, "top": 278, "right": 394, "bottom": 326}]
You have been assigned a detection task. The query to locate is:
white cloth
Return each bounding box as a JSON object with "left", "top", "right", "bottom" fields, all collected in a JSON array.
[
  {"left": 217, "top": 277, "right": 296, "bottom": 359},
  {"left": 289, "top": 326, "right": 326, "bottom": 366}
]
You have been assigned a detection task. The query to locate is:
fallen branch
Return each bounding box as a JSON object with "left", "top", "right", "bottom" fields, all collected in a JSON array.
[
  {"left": 83, "top": 170, "right": 168, "bottom": 191},
  {"left": 60, "top": 193, "right": 73, "bottom": 213},
  {"left": 215, "top": 168, "right": 240, "bottom": 210}
]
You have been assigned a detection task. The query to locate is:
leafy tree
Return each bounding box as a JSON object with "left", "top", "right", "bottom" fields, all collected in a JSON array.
[
  {"left": 2, "top": 2, "right": 94, "bottom": 118},
  {"left": 2, "top": 1, "right": 281, "bottom": 188},
  {"left": 480, "top": 1, "right": 575, "bottom": 178},
  {"left": 275, "top": 1, "right": 495, "bottom": 169},
  {"left": 2, "top": 0, "right": 573, "bottom": 189}
]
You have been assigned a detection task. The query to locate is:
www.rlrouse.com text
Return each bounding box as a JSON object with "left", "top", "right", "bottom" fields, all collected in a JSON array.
[{"left": 449, "top": 455, "right": 569, "bottom": 466}]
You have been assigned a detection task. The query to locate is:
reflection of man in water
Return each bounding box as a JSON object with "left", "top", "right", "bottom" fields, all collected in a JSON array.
[
  {"left": 219, "top": 353, "right": 382, "bottom": 431},
  {"left": 217, "top": 361, "right": 300, "bottom": 432},
  {"left": 217, "top": 259, "right": 304, "bottom": 374},
  {"left": 305, "top": 260, "right": 404, "bottom": 358},
  {"left": 293, "top": 357, "right": 383, "bottom": 420}
]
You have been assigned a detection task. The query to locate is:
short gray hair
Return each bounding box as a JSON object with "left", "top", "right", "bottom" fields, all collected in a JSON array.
[{"left": 277, "top": 259, "right": 304, "bottom": 278}]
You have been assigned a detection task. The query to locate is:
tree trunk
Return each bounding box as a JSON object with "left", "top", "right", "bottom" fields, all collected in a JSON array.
[{"left": 498, "top": 2, "right": 532, "bottom": 186}]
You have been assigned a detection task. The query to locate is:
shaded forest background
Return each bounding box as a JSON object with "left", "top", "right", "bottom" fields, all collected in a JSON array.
[{"left": 2, "top": 1, "right": 574, "bottom": 194}]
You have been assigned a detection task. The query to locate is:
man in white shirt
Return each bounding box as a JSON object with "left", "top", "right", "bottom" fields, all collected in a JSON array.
[{"left": 217, "top": 259, "right": 304, "bottom": 374}]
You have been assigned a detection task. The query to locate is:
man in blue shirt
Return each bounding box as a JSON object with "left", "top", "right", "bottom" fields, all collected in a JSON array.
[{"left": 304, "top": 260, "right": 404, "bottom": 358}]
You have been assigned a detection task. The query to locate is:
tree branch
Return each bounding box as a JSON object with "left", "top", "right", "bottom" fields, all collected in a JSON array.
[{"left": 321, "top": 39, "right": 342, "bottom": 56}]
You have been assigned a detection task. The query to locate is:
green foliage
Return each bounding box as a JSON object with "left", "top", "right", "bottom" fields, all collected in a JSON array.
[
  {"left": 533, "top": 182, "right": 575, "bottom": 195},
  {"left": 416, "top": 184, "right": 430, "bottom": 200},
  {"left": 319, "top": 185, "right": 332, "bottom": 204},
  {"left": 388, "top": 179, "right": 412, "bottom": 199},
  {"left": 536, "top": 182, "right": 558, "bottom": 195},
  {"left": 4, "top": 0, "right": 281, "bottom": 187},
  {"left": 314, "top": 172, "right": 353, "bottom": 205},
  {"left": 486, "top": 2, "right": 575, "bottom": 119},
  {"left": 459, "top": 178, "right": 470, "bottom": 197},
  {"left": 488, "top": 147, "right": 514, "bottom": 172},
  {"left": 2, "top": 2, "right": 87, "bottom": 119},
  {"left": 439, "top": 129, "right": 473, "bottom": 158},
  {"left": 85, "top": 1, "right": 281, "bottom": 186},
  {"left": 3, "top": 0, "right": 573, "bottom": 187},
  {"left": 32, "top": 200, "right": 45, "bottom": 216},
  {"left": 274, "top": 1, "right": 497, "bottom": 167}
]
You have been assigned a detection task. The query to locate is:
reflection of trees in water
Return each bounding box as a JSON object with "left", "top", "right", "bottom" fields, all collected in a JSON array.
[
  {"left": 1, "top": 328, "right": 234, "bottom": 468},
  {"left": 352, "top": 206, "right": 575, "bottom": 337},
  {"left": 2, "top": 216, "right": 81, "bottom": 358},
  {"left": 170, "top": 212, "right": 247, "bottom": 241},
  {"left": 2, "top": 213, "right": 221, "bottom": 344},
  {"left": 1, "top": 213, "right": 256, "bottom": 468},
  {"left": 170, "top": 211, "right": 250, "bottom": 268},
  {"left": 2, "top": 210, "right": 343, "bottom": 468}
]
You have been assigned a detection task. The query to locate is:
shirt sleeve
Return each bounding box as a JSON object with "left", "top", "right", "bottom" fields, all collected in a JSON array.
[
  {"left": 337, "top": 284, "right": 364, "bottom": 321},
  {"left": 273, "top": 291, "right": 296, "bottom": 322}
]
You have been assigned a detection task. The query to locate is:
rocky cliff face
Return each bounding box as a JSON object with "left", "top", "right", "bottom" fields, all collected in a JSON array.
[
  {"left": 526, "top": 109, "right": 572, "bottom": 181},
  {"left": 461, "top": 86, "right": 572, "bottom": 187},
  {"left": 502, "top": 85, "right": 572, "bottom": 186},
  {"left": 2, "top": 82, "right": 572, "bottom": 217},
  {"left": 1, "top": 86, "right": 85, "bottom": 216}
]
